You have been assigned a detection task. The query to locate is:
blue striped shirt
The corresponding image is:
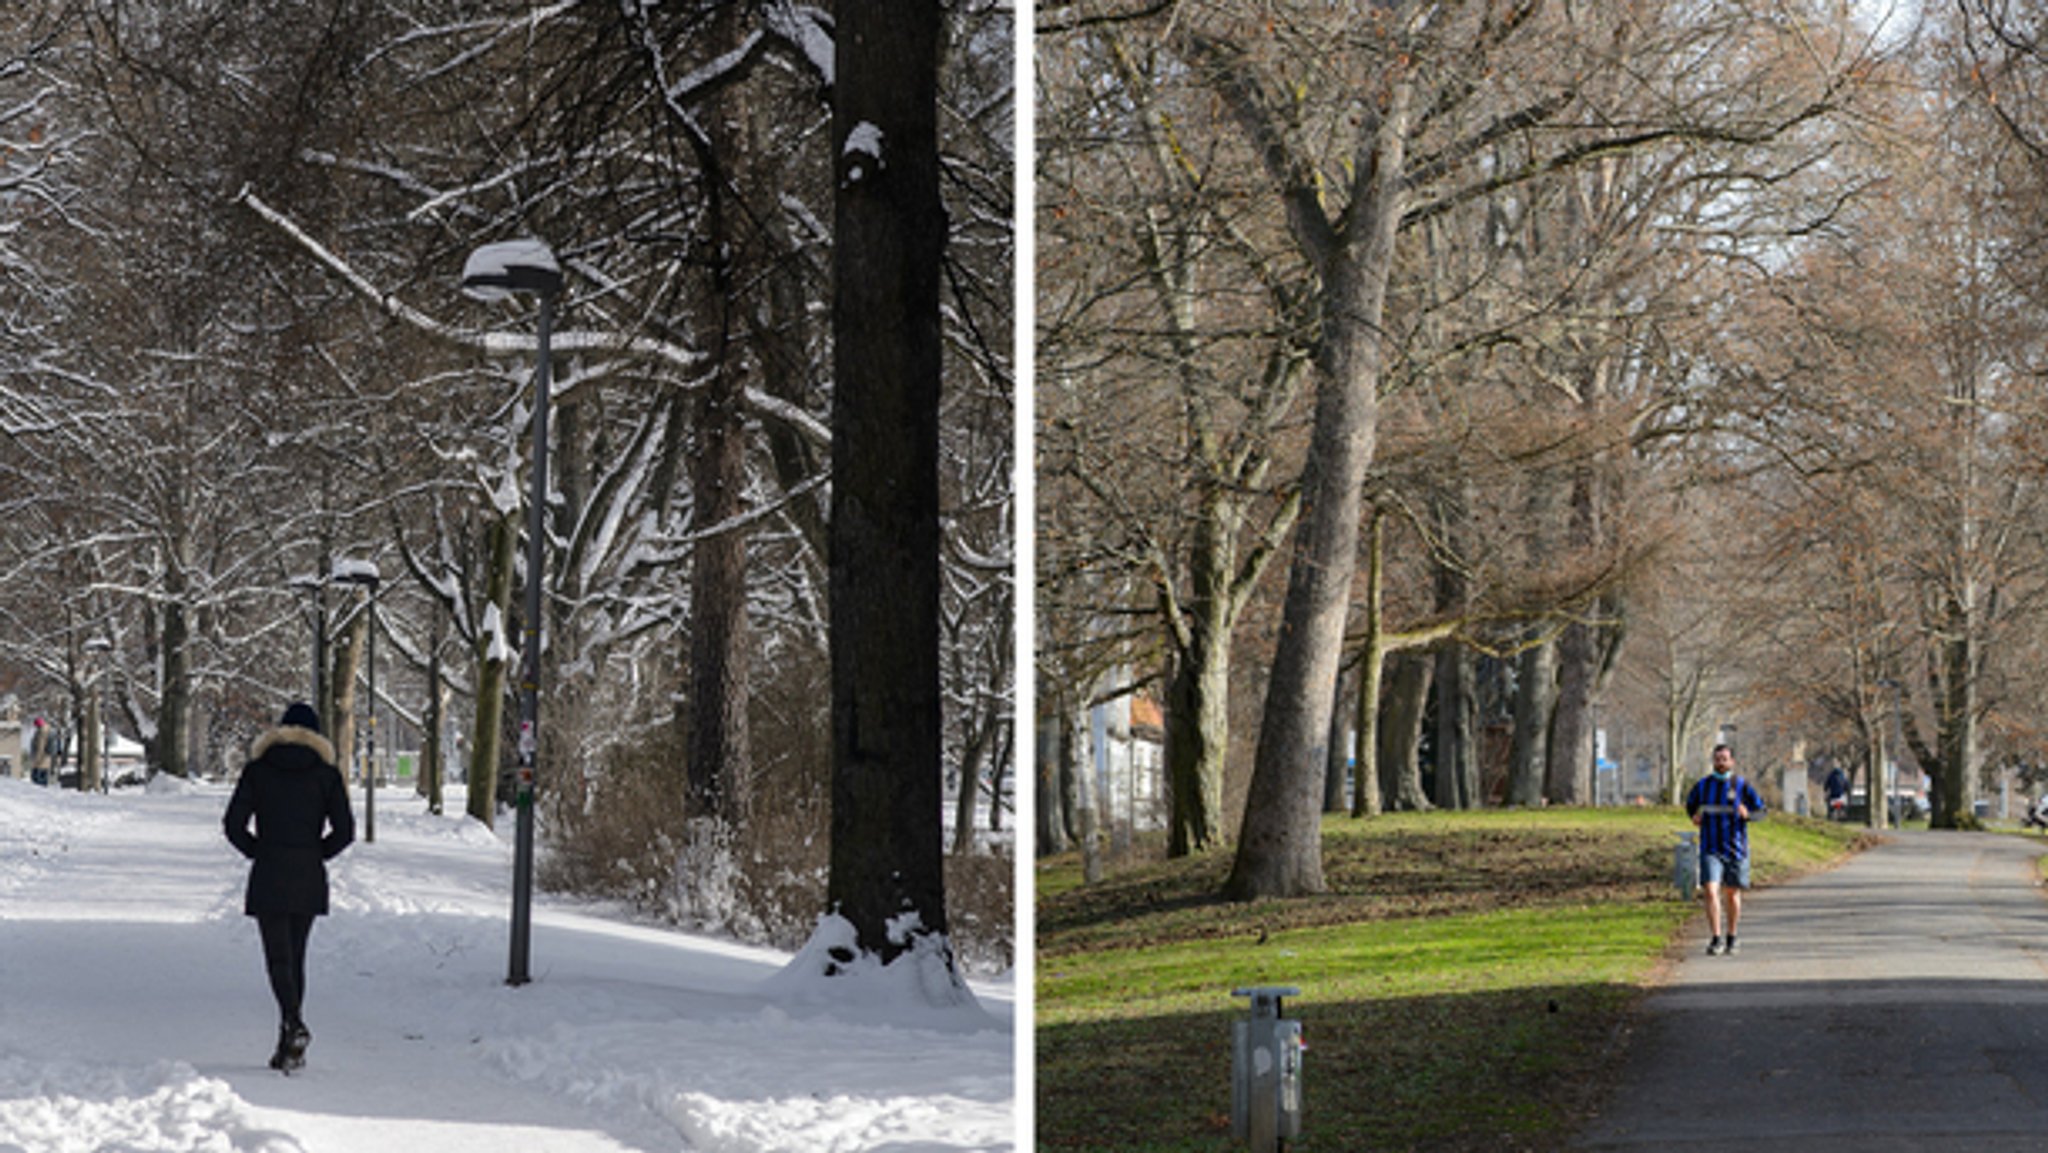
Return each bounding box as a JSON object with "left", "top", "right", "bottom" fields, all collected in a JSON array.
[{"left": 1686, "top": 773, "right": 1764, "bottom": 861}]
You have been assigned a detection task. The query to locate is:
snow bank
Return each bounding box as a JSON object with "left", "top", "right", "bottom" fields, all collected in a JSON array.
[
  {"left": 763, "top": 913, "right": 988, "bottom": 1023},
  {"left": 480, "top": 1002, "right": 1013, "bottom": 1153},
  {"left": 0, "top": 1053, "right": 303, "bottom": 1153},
  {"left": 147, "top": 772, "right": 207, "bottom": 796}
]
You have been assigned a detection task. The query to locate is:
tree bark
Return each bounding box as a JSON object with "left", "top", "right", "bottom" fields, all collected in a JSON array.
[
  {"left": 156, "top": 566, "right": 192, "bottom": 779},
  {"left": 1323, "top": 667, "right": 1352, "bottom": 814},
  {"left": 1035, "top": 710, "right": 1070, "bottom": 856},
  {"left": 682, "top": 3, "right": 754, "bottom": 829},
  {"left": 951, "top": 707, "right": 995, "bottom": 856},
  {"left": 1936, "top": 611, "right": 1979, "bottom": 827},
  {"left": 1433, "top": 646, "right": 1478, "bottom": 809},
  {"left": 1058, "top": 700, "right": 1083, "bottom": 847},
  {"left": 1378, "top": 650, "right": 1434, "bottom": 812},
  {"left": 1164, "top": 613, "right": 1232, "bottom": 855},
  {"left": 81, "top": 685, "right": 102, "bottom": 792},
  {"left": 1352, "top": 510, "right": 1389, "bottom": 819},
  {"left": 466, "top": 508, "right": 517, "bottom": 828},
  {"left": 1078, "top": 705, "right": 1102, "bottom": 885},
  {"left": 987, "top": 723, "right": 1010, "bottom": 834},
  {"left": 1430, "top": 485, "right": 1477, "bottom": 809},
  {"left": 422, "top": 606, "right": 447, "bottom": 815},
  {"left": 328, "top": 599, "right": 367, "bottom": 783},
  {"left": 1221, "top": 40, "right": 1414, "bottom": 899},
  {"left": 824, "top": 0, "right": 955, "bottom": 983},
  {"left": 1508, "top": 638, "right": 1556, "bottom": 806},
  {"left": 1547, "top": 620, "right": 1599, "bottom": 805}
]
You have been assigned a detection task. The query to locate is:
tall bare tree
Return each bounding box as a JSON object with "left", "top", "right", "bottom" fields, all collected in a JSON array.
[{"left": 821, "top": 0, "right": 963, "bottom": 992}]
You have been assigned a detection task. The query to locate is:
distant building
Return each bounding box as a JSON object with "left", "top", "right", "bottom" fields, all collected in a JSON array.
[{"left": 1088, "top": 690, "right": 1166, "bottom": 844}]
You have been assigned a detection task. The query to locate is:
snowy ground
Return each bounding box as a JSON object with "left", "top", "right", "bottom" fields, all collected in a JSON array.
[{"left": 0, "top": 777, "right": 1013, "bottom": 1152}]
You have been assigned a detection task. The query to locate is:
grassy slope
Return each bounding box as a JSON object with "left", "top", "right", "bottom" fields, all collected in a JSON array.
[{"left": 1037, "top": 807, "right": 1868, "bottom": 1152}]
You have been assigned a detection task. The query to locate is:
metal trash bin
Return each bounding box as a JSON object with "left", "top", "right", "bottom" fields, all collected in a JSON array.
[
  {"left": 1231, "top": 985, "right": 1303, "bottom": 1151},
  {"left": 1673, "top": 831, "right": 1699, "bottom": 901}
]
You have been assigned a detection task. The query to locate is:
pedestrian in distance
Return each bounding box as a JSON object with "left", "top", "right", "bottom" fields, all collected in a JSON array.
[
  {"left": 1823, "top": 763, "right": 1850, "bottom": 822},
  {"left": 1686, "top": 744, "right": 1764, "bottom": 956},
  {"left": 2025, "top": 794, "right": 2048, "bottom": 834},
  {"left": 223, "top": 702, "right": 355, "bottom": 1073}
]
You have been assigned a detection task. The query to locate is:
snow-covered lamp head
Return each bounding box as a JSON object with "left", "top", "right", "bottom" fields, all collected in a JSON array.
[{"left": 461, "top": 239, "right": 562, "bottom": 302}]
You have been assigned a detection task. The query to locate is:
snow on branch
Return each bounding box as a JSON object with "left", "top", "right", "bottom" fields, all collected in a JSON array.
[
  {"left": 765, "top": 2, "right": 835, "bottom": 85},
  {"left": 232, "top": 187, "right": 829, "bottom": 448}
]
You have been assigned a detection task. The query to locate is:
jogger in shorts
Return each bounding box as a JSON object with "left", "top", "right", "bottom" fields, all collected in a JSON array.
[{"left": 1686, "top": 744, "right": 1764, "bottom": 956}]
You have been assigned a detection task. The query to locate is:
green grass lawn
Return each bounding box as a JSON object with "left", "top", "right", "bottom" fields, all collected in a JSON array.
[{"left": 1037, "top": 807, "right": 1869, "bottom": 1152}]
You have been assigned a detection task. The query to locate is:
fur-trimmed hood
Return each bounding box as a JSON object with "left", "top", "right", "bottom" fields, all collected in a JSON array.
[{"left": 249, "top": 724, "right": 337, "bottom": 767}]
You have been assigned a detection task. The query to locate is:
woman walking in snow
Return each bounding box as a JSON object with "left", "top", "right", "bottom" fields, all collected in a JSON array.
[{"left": 223, "top": 702, "right": 355, "bottom": 1072}]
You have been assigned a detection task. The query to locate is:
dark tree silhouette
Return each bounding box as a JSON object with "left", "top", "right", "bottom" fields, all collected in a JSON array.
[{"left": 825, "top": 0, "right": 959, "bottom": 989}]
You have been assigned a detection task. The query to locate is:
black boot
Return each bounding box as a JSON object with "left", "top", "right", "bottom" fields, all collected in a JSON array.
[
  {"left": 268, "top": 1024, "right": 295, "bottom": 1072},
  {"left": 269, "top": 1021, "right": 309, "bottom": 1073}
]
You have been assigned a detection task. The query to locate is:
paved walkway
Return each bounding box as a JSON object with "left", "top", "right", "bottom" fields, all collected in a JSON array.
[{"left": 1577, "top": 829, "right": 2048, "bottom": 1151}]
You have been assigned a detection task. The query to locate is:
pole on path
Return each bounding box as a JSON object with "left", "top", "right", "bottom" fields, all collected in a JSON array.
[{"left": 462, "top": 239, "right": 561, "bottom": 988}]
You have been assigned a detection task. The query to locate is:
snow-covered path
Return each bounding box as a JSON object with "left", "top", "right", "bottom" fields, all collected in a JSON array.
[{"left": 0, "top": 778, "right": 1013, "bottom": 1152}]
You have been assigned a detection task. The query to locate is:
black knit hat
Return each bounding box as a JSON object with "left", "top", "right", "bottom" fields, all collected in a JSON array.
[{"left": 279, "top": 702, "right": 321, "bottom": 734}]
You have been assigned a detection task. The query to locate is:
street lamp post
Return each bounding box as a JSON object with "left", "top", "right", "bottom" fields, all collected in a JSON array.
[
  {"left": 332, "top": 560, "right": 381, "bottom": 844},
  {"left": 463, "top": 238, "right": 561, "bottom": 988}
]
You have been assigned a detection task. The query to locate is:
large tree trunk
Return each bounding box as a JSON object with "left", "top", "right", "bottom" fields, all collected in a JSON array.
[
  {"left": 156, "top": 567, "right": 192, "bottom": 779},
  {"left": 683, "top": 3, "right": 753, "bottom": 828},
  {"left": 685, "top": 392, "right": 753, "bottom": 822},
  {"left": 951, "top": 706, "right": 996, "bottom": 856},
  {"left": 1379, "top": 651, "right": 1434, "bottom": 812},
  {"left": 1508, "top": 638, "right": 1555, "bottom": 806},
  {"left": 1665, "top": 703, "right": 1691, "bottom": 807},
  {"left": 1078, "top": 705, "right": 1103, "bottom": 884},
  {"left": 466, "top": 508, "right": 517, "bottom": 828},
  {"left": 1508, "top": 466, "right": 1562, "bottom": 805},
  {"left": 1324, "top": 667, "right": 1351, "bottom": 814},
  {"left": 422, "top": 608, "right": 448, "bottom": 815},
  {"left": 1547, "top": 621, "right": 1599, "bottom": 805},
  {"left": 1866, "top": 696, "right": 1891, "bottom": 832},
  {"left": 328, "top": 600, "right": 367, "bottom": 782},
  {"left": 1222, "top": 57, "right": 1413, "bottom": 900},
  {"left": 1662, "top": 661, "right": 1702, "bottom": 806},
  {"left": 1430, "top": 485, "right": 1477, "bottom": 810},
  {"left": 80, "top": 684, "right": 102, "bottom": 792},
  {"left": 1162, "top": 485, "right": 1254, "bottom": 856},
  {"left": 1546, "top": 344, "right": 1621, "bottom": 806},
  {"left": 1058, "top": 700, "right": 1084, "bottom": 846},
  {"left": 1351, "top": 512, "right": 1389, "bottom": 819},
  {"left": 1164, "top": 617, "right": 1232, "bottom": 855},
  {"left": 823, "top": 0, "right": 954, "bottom": 986},
  {"left": 1434, "top": 647, "right": 1478, "bottom": 809},
  {"left": 987, "top": 723, "right": 1010, "bottom": 834},
  {"left": 1353, "top": 650, "right": 1385, "bottom": 817},
  {"left": 1935, "top": 614, "right": 1978, "bottom": 828},
  {"left": 1035, "top": 710, "right": 1070, "bottom": 856}
]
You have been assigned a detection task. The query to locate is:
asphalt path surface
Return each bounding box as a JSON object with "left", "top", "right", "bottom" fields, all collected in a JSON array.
[{"left": 1577, "top": 829, "right": 2048, "bottom": 1151}]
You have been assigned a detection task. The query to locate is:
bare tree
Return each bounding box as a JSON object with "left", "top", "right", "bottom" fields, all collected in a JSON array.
[{"left": 820, "top": 0, "right": 961, "bottom": 990}]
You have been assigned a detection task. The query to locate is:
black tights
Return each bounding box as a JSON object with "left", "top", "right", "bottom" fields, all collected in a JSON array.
[{"left": 257, "top": 913, "right": 315, "bottom": 1027}]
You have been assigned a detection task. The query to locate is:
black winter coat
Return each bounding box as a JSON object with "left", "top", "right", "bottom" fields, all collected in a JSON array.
[{"left": 223, "top": 725, "right": 355, "bottom": 916}]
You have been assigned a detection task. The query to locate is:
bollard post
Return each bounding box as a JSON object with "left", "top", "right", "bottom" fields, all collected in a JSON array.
[
  {"left": 1673, "top": 831, "right": 1699, "bottom": 901},
  {"left": 1231, "top": 986, "right": 1304, "bottom": 1151}
]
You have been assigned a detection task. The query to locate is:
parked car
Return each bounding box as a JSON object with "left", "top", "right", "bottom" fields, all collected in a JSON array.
[{"left": 1846, "top": 787, "right": 1929, "bottom": 823}]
